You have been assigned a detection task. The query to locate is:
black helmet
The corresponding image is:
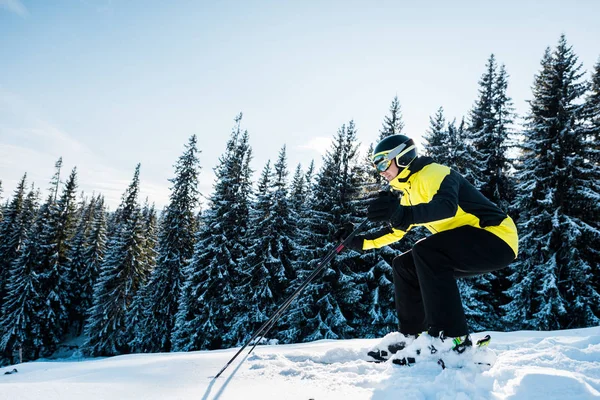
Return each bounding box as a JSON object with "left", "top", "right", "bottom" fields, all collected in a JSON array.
[{"left": 371, "top": 135, "right": 417, "bottom": 173}]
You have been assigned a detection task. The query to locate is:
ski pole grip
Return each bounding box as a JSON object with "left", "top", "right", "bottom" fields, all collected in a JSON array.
[{"left": 337, "top": 219, "right": 368, "bottom": 253}]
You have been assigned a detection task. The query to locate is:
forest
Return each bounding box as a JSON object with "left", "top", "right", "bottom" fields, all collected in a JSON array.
[{"left": 0, "top": 34, "right": 598, "bottom": 365}]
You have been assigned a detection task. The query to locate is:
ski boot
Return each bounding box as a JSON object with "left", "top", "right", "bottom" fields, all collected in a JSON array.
[{"left": 366, "top": 332, "right": 418, "bottom": 362}]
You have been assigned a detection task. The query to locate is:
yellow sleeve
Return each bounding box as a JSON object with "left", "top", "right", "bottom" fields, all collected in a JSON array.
[{"left": 362, "top": 227, "right": 407, "bottom": 250}]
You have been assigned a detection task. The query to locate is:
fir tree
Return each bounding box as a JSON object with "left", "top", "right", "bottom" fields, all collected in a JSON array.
[
  {"left": 0, "top": 180, "right": 3, "bottom": 224},
  {"left": 0, "top": 175, "right": 28, "bottom": 313},
  {"left": 135, "top": 136, "right": 200, "bottom": 353},
  {"left": 379, "top": 96, "right": 405, "bottom": 139},
  {"left": 422, "top": 107, "right": 448, "bottom": 164},
  {"left": 504, "top": 36, "right": 600, "bottom": 330},
  {"left": 173, "top": 114, "right": 253, "bottom": 351},
  {"left": 234, "top": 146, "right": 298, "bottom": 344},
  {"left": 84, "top": 164, "right": 148, "bottom": 356},
  {"left": 291, "top": 121, "right": 363, "bottom": 341},
  {"left": 0, "top": 186, "right": 42, "bottom": 363},
  {"left": 63, "top": 196, "right": 95, "bottom": 333},
  {"left": 36, "top": 167, "right": 79, "bottom": 353},
  {"left": 74, "top": 196, "right": 107, "bottom": 333},
  {"left": 125, "top": 199, "right": 158, "bottom": 351},
  {"left": 467, "top": 54, "right": 515, "bottom": 208}
]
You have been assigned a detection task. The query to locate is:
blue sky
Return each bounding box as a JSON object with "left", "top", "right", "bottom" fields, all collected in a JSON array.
[{"left": 1, "top": 0, "right": 599, "bottom": 210}]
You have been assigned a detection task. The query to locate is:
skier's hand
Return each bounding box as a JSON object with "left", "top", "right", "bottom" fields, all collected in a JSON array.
[
  {"left": 345, "top": 236, "right": 364, "bottom": 251},
  {"left": 367, "top": 191, "right": 403, "bottom": 223},
  {"left": 333, "top": 222, "right": 355, "bottom": 242},
  {"left": 333, "top": 222, "right": 364, "bottom": 251}
]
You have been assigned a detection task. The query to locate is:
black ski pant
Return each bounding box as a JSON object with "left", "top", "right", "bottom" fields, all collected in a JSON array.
[{"left": 392, "top": 225, "right": 515, "bottom": 338}]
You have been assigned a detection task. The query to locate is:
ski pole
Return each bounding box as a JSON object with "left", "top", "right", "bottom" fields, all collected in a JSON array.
[{"left": 214, "top": 219, "right": 368, "bottom": 378}]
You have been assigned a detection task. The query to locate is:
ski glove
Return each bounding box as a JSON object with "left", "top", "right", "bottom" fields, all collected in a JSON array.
[
  {"left": 333, "top": 222, "right": 364, "bottom": 251},
  {"left": 367, "top": 191, "right": 406, "bottom": 228}
]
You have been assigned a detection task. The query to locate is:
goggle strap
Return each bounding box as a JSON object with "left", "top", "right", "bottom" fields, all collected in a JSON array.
[{"left": 395, "top": 144, "right": 416, "bottom": 166}]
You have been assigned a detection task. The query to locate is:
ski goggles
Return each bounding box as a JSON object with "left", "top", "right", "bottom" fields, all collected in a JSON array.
[{"left": 371, "top": 140, "right": 416, "bottom": 173}]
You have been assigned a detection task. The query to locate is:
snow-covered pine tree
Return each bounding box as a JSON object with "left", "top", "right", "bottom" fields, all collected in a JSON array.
[
  {"left": 277, "top": 161, "right": 315, "bottom": 343},
  {"left": 73, "top": 195, "right": 107, "bottom": 334},
  {"left": 36, "top": 166, "right": 79, "bottom": 353},
  {"left": 125, "top": 199, "right": 158, "bottom": 351},
  {"left": 379, "top": 95, "right": 405, "bottom": 139},
  {"left": 291, "top": 121, "right": 363, "bottom": 342},
  {"left": 583, "top": 59, "right": 600, "bottom": 299},
  {"left": 586, "top": 59, "right": 600, "bottom": 148},
  {"left": 422, "top": 107, "right": 448, "bottom": 164},
  {"left": 233, "top": 146, "right": 298, "bottom": 345},
  {"left": 0, "top": 174, "right": 28, "bottom": 314},
  {"left": 467, "top": 54, "right": 515, "bottom": 208},
  {"left": 504, "top": 36, "right": 600, "bottom": 330},
  {"left": 0, "top": 186, "right": 42, "bottom": 363},
  {"left": 63, "top": 195, "right": 95, "bottom": 334},
  {"left": 172, "top": 114, "right": 253, "bottom": 351},
  {"left": 229, "top": 160, "right": 274, "bottom": 344},
  {"left": 134, "top": 136, "right": 200, "bottom": 353},
  {"left": 289, "top": 163, "right": 306, "bottom": 214},
  {"left": 84, "top": 164, "right": 148, "bottom": 356},
  {"left": 466, "top": 54, "right": 497, "bottom": 190},
  {"left": 0, "top": 180, "right": 3, "bottom": 224}
]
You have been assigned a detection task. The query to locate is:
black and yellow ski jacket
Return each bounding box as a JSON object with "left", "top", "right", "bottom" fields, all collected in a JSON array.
[{"left": 362, "top": 157, "right": 518, "bottom": 257}]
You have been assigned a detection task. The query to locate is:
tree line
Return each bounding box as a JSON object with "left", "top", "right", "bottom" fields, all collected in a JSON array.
[{"left": 0, "top": 34, "right": 598, "bottom": 365}]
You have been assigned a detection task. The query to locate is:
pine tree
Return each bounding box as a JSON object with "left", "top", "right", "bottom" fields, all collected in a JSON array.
[
  {"left": 467, "top": 55, "right": 516, "bottom": 208},
  {"left": 504, "top": 36, "right": 600, "bottom": 330},
  {"left": 422, "top": 107, "right": 448, "bottom": 164},
  {"left": 234, "top": 146, "right": 298, "bottom": 344},
  {"left": 379, "top": 96, "right": 405, "bottom": 139},
  {"left": 125, "top": 199, "right": 158, "bottom": 351},
  {"left": 0, "top": 175, "right": 28, "bottom": 313},
  {"left": 74, "top": 196, "right": 107, "bottom": 334},
  {"left": 290, "top": 121, "right": 363, "bottom": 341},
  {"left": 84, "top": 164, "right": 148, "bottom": 356},
  {"left": 135, "top": 136, "right": 200, "bottom": 353},
  {"left": 63, "top": 196, "right": 95, "bottom": 333},
  {"left": 0, "top": 186, "right": 42, "bottom": 363},
  {"left": 0, "top": 180, "right": 3, "bottom": 224},
  {"left": 173, "top": 114, "right": 253, "bottom": 351},
  {"left": 36, "top": 167, "right": 79, "bottom": 353}
]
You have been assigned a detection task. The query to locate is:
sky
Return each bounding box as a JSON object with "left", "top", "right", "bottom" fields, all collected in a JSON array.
[
  {"left": 1, "top": 0, "right": 599, "bottom": 210},
  {"left": 1, "top": 327, "right": 599, "bottom": 399}
]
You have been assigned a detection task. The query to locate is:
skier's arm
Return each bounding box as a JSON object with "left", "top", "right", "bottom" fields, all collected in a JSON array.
[
  {"left": 361, "top": 225, "right": 408, "bottom": 250},
  {"left": 400, "top": 170, "right": 460, "bottom": 228}
]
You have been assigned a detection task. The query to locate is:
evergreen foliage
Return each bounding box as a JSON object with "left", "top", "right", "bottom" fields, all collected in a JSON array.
[
  {"left": 289, "top": 121, "right": 364, "bottom": 341},
  {"left": 35, "top": 166, "right": 79, "bottom": 353},
  {"left": 0, "top": 186, "right": 42, "bottom": 362},
  {"left": 467, "top": 54, "right": 516, "bottom": 210},
  {"left": 504, "top": 36, "right": 600, "bottom": 330},
  {"left": 84, "top": 164, "right": 149, "bottom": 356},
  {"left": 235, "top": 147, "right": 298, "bottom": 344},
  {"left": 173, "top": 114, "right": 253, "bottom": 351},
  {"left": 135, "top": 136, "right": 200, "bottom": 353},
  {"left": 3, "top": 40, "right": 600, "bottom": 364},
  {"left": 379, "top": 96, "right": 405, "bottom": 139},
  {"left": 0, "top": 175, "right": 28, "bottom": 314}
]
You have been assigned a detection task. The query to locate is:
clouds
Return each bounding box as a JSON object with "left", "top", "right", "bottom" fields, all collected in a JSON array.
[
  {"left": 0, "top": 88, "right": 171, "bottom": 210},
  {"left": 0, "top": 0, "right": 28, "bottom": 16},
  {"left": 298, "top": 136, "right": 333, "bottom": 155}
]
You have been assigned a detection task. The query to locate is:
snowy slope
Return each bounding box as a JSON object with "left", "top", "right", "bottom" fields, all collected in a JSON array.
[{"left": 1, "top": 327, "right": 599, "bottom": 400}]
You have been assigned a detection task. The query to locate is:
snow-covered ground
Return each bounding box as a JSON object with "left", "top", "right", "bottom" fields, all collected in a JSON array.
[{"left": 1, "top": 327, "right": 599, "bottom": 400}]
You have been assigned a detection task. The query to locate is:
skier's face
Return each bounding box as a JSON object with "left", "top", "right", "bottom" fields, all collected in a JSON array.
[{"left": 379, "top": 159, "right": 400, "bottom": 182}]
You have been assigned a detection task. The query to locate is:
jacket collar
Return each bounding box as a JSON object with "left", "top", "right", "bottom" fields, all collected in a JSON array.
[{"left": 389, "top": 156, "right": 434, "bottom": 190}]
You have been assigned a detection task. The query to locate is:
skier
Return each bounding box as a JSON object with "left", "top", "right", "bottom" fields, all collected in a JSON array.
[{"left": 336, "top": 134, "right": 518, "bottom": 362}]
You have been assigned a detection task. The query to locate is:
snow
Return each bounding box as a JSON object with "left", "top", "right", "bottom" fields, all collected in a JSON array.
[{"left": 1, "top": 327, "right": 599, "bottom": 400}]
